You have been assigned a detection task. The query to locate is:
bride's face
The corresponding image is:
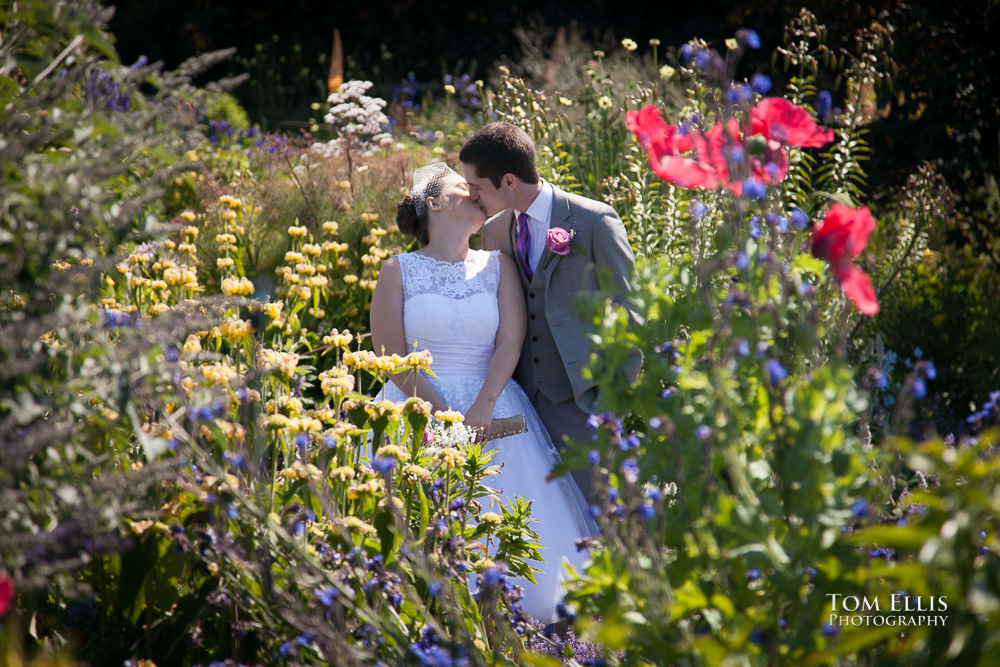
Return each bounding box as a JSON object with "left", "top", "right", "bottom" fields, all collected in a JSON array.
[{"left": 435, "top": 173, "right": 487, "bottom": 228}]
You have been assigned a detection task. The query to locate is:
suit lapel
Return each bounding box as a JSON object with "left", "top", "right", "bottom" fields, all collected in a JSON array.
[{"left": 542, "top": 187, "right": 576, "bottom": 291}]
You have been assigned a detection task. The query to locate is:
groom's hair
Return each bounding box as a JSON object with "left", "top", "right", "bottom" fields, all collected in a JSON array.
[{"left": 459, "top": 123, "right": 539, "bottom": 188}]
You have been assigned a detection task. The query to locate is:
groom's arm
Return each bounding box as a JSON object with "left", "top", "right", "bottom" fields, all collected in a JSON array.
[{"left": 590, "top": 208, "right": 637, "bottom": 300}]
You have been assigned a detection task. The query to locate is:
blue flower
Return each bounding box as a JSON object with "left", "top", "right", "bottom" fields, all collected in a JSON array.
[
  {"left": 680, "top": 44, "right": 697, "bottom": 64},
  {"left": 646, "top": 487, "right": 664, "bottom": 502},
  {"left": 821, "top": 623, "right": 840, "bottom": 637},
  {"left": 749, "top": 215, "right": 762, "bottom": 239},
  {"left": 661, "top": 387, "right": 674, "bottom": 399},
  {"left": 727, "top": 145, "right": 746, "bottom": 164},
  {"left": 749, "top": 627, "right": 765, "bottom": 645},
  {"left": 649, "top": 416, "right": 663, "bottom": 430},
  {"left": 316, "top": 586, "right": 339, "bottom": 607},
  {"left": 851, "top": 499, "right": 869, "bottom": 518},
  {"left": 737, "top": 339, "right": 751, "bottom": 357},
  {"left": 790, "top": 208, "right": 809, "bottom": 229},
  {"left": 621, "top": 458, "right": 640, "bottom": 482},
  {"left": 766, "top": 358, "right": 788, "bottom": 383},
  {"left": 725, "top": 83, "right": 752, "bottom": 105},
  {"left": 805, "top": 567, "right": 817, "bottom": 577},
  {"left": 742, "top": 178, "right": 767, "bottom": 199},
  {"left": 373, "top": 456, "right": 397, "bottom": 474},
  {"left": 621, "top": 434, "right": 640, "bottom": 451},
  {"left": 588, "top": 449, "right": 600, "bottom": 465},
  {"left": 587, "top": 413, "right": 602, "bottom": 430},
  {"left": 740, "top": 29, "right": 761, "bottom": 49},
  {"left": 750, "top": 74, "right": 772, "bottom": 94},
  {"left": 912, "top": 378, "right": 927, "bottom": 399},
  {"left": 877, "top": 370, "right": 889, "bottom": 389},
  {"left": 695, "top": 425, "right": 712, "bottom": 441},
  {"left": 689, "top": 200, "right": 708, "bottom": 220},
  {"left": 589, "top": 504, "right": 601, "bottom": 519},
  {"left": 638, "top": 501, "right": 655, "bottom": 519},
  {"left": 925, "top": 361, "right": 937, "bottom": 380},
  {"left": 747, "top": 568, "right": 761, "bottom": 581},
  {"left": 914, "top": 347, "right": 923, "bottom": 359},
  {"left": 694, "top": 50, "right": 712, "bottom": 70},
  {"left": 428, "top": 580, "right": 442, "bottom": 597},
  {"left": 556, "top": 601, "right": 576, "bottom": 620},
  {"left": 817, "top": 90, "right": 832, "bottom": 120}
]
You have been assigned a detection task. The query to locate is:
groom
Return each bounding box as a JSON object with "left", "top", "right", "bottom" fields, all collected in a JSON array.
[{"left": 459, "top": 122, "right": 637, "bottom": 502}]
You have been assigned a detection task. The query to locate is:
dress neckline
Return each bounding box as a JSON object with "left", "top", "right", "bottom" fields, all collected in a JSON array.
[{"left": 408, "top": 249, "right": 482, "bottom": 266}]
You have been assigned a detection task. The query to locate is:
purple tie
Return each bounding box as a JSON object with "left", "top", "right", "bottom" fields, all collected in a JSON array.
[{"left": 516, "top": 212, "right": 533, "bottom": 280}]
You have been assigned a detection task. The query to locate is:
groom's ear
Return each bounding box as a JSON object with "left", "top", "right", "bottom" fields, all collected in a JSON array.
[{"left": 501, "top": 173, "right": 518, "bottom": 191}]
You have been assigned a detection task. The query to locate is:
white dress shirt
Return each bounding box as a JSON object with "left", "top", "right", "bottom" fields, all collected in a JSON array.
[{"left": 515, "top": 179, "right": 554, "bottom": 273}]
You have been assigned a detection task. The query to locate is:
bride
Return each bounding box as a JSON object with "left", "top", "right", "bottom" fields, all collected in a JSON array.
[{"left": 369, "top": 162, "right": 594, "bottom": 622}]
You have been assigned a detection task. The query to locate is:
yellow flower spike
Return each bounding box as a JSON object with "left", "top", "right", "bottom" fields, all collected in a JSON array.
[
  {"left": 303, "top": 243, "right": 322, "bottom": 256},
  {"left": 180, "top": 210, "right": 197, "bottom": 222},
  {"left": 287, "top": 225, "right": 308, "bottom": 237},
  {"left": 323, "top": 221, "right": 340, "bottom": 234},
  {"left": 319, "top": 366, "right": 355, "bottom": 397},
  {"left": 217, "top": 257, "right": 235, "bottom": 270},
  {"left": 434, "top": 409, "right": 464, "bottom": 423}
]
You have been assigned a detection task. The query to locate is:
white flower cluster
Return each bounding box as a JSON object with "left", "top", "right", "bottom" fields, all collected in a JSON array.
[
  {"left": 320, "top": 80, "right": 393, "bottom": 156},
  {"left": 424, "top": 420, "right": 476, "bottom": 454}
]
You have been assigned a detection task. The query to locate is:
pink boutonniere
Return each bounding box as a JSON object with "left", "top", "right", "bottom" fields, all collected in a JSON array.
[{"left": 542, "top": 227, "right": 585, "bottom": 269}]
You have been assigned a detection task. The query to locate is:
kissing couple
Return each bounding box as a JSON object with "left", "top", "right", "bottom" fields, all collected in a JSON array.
[{"left": 370, "top": 122, "right": 638, "bottom": 621}]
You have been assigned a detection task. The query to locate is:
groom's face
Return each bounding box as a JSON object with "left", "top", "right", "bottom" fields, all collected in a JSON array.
[{"left": 461, "top": 162, "right": 512, "bottom": 218}]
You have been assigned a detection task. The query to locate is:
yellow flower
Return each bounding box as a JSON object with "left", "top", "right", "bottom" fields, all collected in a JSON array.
[
  {"left": 261, "top": 413, "right": 290, "bottom": 431},
  {"left": 319, "top": 366, "right": 355, "bottom": 397},
  {"left": 323, "top": 221, "right": 339, "bottom": 233},
  {"left": 287, "top": 225, "right": 308, "bottom": 237},
  {"left": 361, "top": 213, "right": 379, "bottom": 224},
  {"left": 337, "top": 257, "right": 352, "bottom": 268},
  {"left": 207, "top": 562, "right": 220, "bottom": 577},
  {"left": 52, "top": 260, "right": 71, "bottom": 271},
  {"left": 480, "top": 512, "right": 503, "bottom": 526},
  {"left": 216, "top": 233, "right": 237, "bottom": 244},
  {"left": 180, "top": 210, "right": 196, "bottom": 222},
  {"left": 322, "top": 328, "right": 354, "bottom": 348},
  {"left": 343, "top": 274, "right": 359, "bottom": 284},
  {"left": 256, "top": 347, "right": 299, "bottom": 377},
  {"left": 217, "top": 257, "right": 235, "bottom": 270},
  {"left": 343, "top": 349, "right": 378, "bottom": 370},
  {"left": 402, "top": 464, "right": 431, "bottom": 482},
  {"left": 219, "top": 194, "right": 243, "bottom": 209},
  {"left": 220, "top": 209, "right": 236, "bottom": 221},
  {"left": 177, "top": 242, "right": 197, "bottom": 254},
  {"left": 434, "top": 409, "right": 464, "bottom": 423},
  {"left": 364, "top": 400, "right": 400, "bottom": 421},
  {"left": 335, "top": 516, "right": 375, "bottom": 534},
  {"left": 222, "top": 276, "right": 254, "bottom": 296},
  {"left": 435, "top": 447, "right": 467, "bottom": 469},
  {"left": 149, "top": 303, "right": 170, "bottom": 316},
  {"left": 559, "top": 96, "right": 573, "bottom": 106},
  {"left": 375, "top": 444, "right": 409, "bottom": 462},
  {"left": 498, "top": 65, "right": 510, "bottom": 76},
  {"left": 444, "top": 84, "right": 456, "bottom": 95},
  {"left": 621, "top": 38, "right": 638, "bottom": 51},
  {"left": 726, "top": 38, "right": 739, "bottom": 51},
  {"left": 597, "top": 96, "right": 613, "bottom": 110},
  {"left": 660, "top": 65, "right": 676, "bottom": 80},
  {"left": 330, "top": 465, "right": 356, "bottom": 482},
  {"left": 202, "top": 363, "right": 238, "bottom": 385},
  {"left": 404, "top": 350, "right": 433, "bottom": 370},
  {"left": 337, "top": 180, "right": 351, "bottom": 190},
  {"left": 593, "top": 50, "right": 605, "bottom": 59},
  {"left": 284, "top": 251, "right": 304, "bottom": 264},
  {"left": 402, "top": 397, "right": 433, "bottom": 416},
  {"left": 219, "top": 318, "right": 252, "bottom": 341},
  {"left": 303, "top": 243, "right": 322, "bottom": 256}
]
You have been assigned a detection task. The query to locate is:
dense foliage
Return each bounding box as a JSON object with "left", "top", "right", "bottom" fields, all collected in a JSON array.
[{"left": 2, "top": 1, "right": 999, "bottom": 666}]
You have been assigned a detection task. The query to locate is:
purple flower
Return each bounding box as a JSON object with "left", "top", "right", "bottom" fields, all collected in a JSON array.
[
  {"left": 749, "top": 215, "right": 762, "bottom": 239},
  {"left": 695, "top": 425, "right": 712, "bottom": 441},
  {"left": 739, "top": 29, "right": 761, "bottom": 49},
  {"left": 638, "top": 501, "right": 655, "bottom": 519},
  {"left": 649, "top": 416, "right": 663, "bottom": 430},
  {"left": 742, "top": 178, "right": 767, "bottom": 199},
  {"left": 588, "top": 450, "right": 600, "bottom": 465},
  {"left": 747, "top": 568, "right": 761, "bottom": 581},
  {"left": 737, "top": 339, "right": 751, "bottom": 357},
  {"left": 912, "top": 378, "right": 927, "bottom": 399},
  {"left": 373, "top": 456, "right": 397, "bottom": 474},
  {"left": 766, "top": 358, "right": 788, "bottom": 383},
  {"left": 725, "top": 83, "right": 752, "bottom": 105},
  {"left": 680, "top": 44, "right": 697, "bottom": 64},
  {"left": 851, "top": 499, "right": 869, "bottom": 518},
  {"left": 790, "top": 208, "right": 809, "bottom": 230},
  {"left": 316, "top": 587, "right": 339, "bottom": 607},
  {"left": 821, "top": 623, "right": 840, "bottom": 637},
  {"left": 750, "top": 74, "right": 772, "bottom": 94},
  {"left": 817, "top": 91, "right": 832, "bottom": 120},
  {"left": 620, "top": 434, "right": 640, "bottom": 451},
  {"left": 925, "top": 361, "right": 937, "bottom": 380},
  {"left": 587, "top": 414, "right": 602, "bottom": 430},
  {"left": 736, "top": 252, "right": 749, "bottom": 271},
  {"left": 621, "top": 458, "right": 640, "bottom": 483},
  {"left": 689, "top": 200, "right": 708, "bottom": 220}
]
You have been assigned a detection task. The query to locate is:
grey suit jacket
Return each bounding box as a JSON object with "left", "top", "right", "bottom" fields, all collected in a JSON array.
[{"left": 481, "top": 185, "right": 637, "bottom": 413}]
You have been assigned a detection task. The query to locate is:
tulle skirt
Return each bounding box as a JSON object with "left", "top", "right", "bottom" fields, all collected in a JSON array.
[{"left": 381, "top": 374, "right": 595, "bottom": 622}]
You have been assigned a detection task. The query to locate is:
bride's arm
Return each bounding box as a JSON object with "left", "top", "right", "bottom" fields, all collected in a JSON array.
[
  {"left": 369, "top": 256, "right": 449, "bottom": 412},
  {"left": 465, "top": 254, "right": 526, "bottom": 440}
]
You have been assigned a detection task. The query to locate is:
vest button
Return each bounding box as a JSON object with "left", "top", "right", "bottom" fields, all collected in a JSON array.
[
  {"left": 530, "top": 314, "right": 536, "bottom": 320},
  {"left": 532, "top": 336, "right": 538, "bottom": 342},
  {"left": 533, "top": 358, "right": 540, "bottom": 363},
  {"left": 529, "top": 292, "right": 536, "bottom": 298}
]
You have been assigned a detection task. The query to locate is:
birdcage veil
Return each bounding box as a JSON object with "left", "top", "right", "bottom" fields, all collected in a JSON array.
[{"left": 410, "top": 162, "right": 457, "bottom": 217}]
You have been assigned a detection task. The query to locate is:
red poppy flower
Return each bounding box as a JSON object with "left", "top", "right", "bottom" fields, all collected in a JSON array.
[
  {"left": 626, "top": 105, "right": 721, "bottom": 189},
  {"left": 0, "top": 573, "right": 14, "bottom": 618},
  {"left": 811, "top": 203, "right": 879, "bottom": 315},
  {"left": 750, "top": 97, "right": 835, "bottom": 148}
]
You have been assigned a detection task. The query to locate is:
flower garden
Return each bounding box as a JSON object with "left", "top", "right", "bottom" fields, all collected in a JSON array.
[{"left": 2, "top": 1, "right": 999, "bottom": 666}]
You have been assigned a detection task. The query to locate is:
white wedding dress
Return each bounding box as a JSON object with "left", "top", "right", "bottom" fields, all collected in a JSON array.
[{"left": 380, "top": 248, "right": 594, "bottom": 622}]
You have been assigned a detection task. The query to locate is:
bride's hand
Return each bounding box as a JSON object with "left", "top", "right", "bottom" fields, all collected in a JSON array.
[{"left": 464, "top": 398, "right": 494, "bottom": 443}]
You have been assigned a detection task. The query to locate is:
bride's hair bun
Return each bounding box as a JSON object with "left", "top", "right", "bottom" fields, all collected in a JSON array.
[{"left": 396, "top": 195, "right": 429, "bottom": 245}]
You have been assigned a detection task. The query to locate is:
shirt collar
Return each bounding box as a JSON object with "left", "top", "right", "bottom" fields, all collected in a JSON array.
[{"left": 517, "top": 179, "right": 553, "bottom": 225}]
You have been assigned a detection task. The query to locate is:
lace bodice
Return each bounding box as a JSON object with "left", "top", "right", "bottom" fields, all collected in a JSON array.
[{"left": 397, "top": 249, "right": 501, "bottom": 378}]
